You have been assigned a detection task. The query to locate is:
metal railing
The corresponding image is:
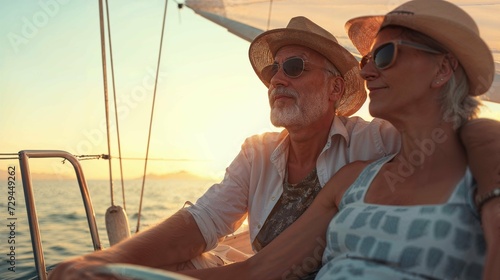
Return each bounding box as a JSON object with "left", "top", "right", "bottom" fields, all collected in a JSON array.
[{"left": 18, "top": 150, "right": 102, "bottom": 280}]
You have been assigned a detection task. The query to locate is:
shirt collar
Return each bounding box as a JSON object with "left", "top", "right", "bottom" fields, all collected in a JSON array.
[{"left": 271, "top": 116, "right": 351, "bottom": 162}]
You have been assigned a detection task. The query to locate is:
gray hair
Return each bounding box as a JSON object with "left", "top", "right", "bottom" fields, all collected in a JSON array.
[
  {"left": 390, "top": 26, "right": 482, "bottom": 129},
  {"left": 324, "top": 60, "right": 341, "bottom": 77},
  {"left": 438, "top": 65, "right": 481, "bottom": 129}
]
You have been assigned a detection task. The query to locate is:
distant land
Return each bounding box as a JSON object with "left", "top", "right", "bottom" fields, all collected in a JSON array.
[
  {"left": 0, "top": 169, "right": 215, "bottom": 181},
  {"left": 0, "top": 169, "right": 73, "bottom": 180},
  {"left": 136, "top": 170, "right": 215, "bottom": 181}
]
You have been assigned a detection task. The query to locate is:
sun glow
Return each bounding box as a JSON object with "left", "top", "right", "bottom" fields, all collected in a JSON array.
[{"left": 1, "top": 1, "right": 498, "bottom": 181}]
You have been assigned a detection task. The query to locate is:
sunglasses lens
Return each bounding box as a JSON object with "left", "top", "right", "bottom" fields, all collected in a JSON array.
[
  {"left": 261, "top": 57, "right": 305, "bottom": 83},
  {"left": 282, "top": 57, "right": 304, "bottom": 77},
  {"left": 374, "top": 43, "right": 395, "bottom": 69}
]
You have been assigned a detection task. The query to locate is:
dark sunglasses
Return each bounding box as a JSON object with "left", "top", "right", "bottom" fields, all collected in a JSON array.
[
  {"left": 261, "top": 57, "right": 305, "bottom": 83},
  {"left": 360, "top": 40, "right": 443, "bottom": 70},
  {"left": 261, "top": 57, "right": 333, "bottom": 84}
]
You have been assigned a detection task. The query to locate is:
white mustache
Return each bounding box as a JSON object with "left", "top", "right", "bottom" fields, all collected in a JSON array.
[{"left": 270, "top": 87, "right": 299, "bottom": 100}]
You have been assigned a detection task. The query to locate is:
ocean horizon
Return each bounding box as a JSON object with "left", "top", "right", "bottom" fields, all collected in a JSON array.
[{"left": 0, "top": 177, "right": 218, "bottom": 280}]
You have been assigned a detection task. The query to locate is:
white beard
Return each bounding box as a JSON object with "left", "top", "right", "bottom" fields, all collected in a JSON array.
[{"left": 270, "top": 87, "right": 330, "bottom": 128}]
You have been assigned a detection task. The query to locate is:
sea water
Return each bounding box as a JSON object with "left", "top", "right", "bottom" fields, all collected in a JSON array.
[{"left": 0, "top": 177, "right": 216, "bottom": 280}]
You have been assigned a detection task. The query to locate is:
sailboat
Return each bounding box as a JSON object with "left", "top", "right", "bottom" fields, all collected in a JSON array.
[{"left": 0, "top": 0, "right": 500, "bottom": 279}]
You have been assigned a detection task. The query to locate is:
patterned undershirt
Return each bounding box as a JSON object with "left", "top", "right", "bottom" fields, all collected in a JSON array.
[{"left": 253, "top": 167, "right": 321, "bottom": 251}]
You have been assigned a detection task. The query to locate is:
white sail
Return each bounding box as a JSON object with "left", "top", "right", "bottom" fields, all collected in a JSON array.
[{"left": 185, "top": 0, "right": 500, "bottom": 103}]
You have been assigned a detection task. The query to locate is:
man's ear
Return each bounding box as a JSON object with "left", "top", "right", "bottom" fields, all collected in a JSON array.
[{"left": 330, "top": 76, "right": 345, "bottom": 103}]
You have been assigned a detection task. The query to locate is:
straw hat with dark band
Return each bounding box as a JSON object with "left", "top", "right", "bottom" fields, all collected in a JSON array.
[
  {"left": 345, "top": 0, "right": 494, "bottom": 96},
  {"left": 249, "top": 16, "right": 366, "bottom": 116}
]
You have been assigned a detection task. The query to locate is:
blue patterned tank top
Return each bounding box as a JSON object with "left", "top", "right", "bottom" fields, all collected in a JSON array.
[{"left": 316, "top": 155, "right": 485, "bottom": 280}]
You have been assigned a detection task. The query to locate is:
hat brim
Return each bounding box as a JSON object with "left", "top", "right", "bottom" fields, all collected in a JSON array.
[
  {"left": 346, "top": 14, "right": 494, "bottom": 96},
  {"left": 249, "top": 28, "right": 366, "bottom": 116}
]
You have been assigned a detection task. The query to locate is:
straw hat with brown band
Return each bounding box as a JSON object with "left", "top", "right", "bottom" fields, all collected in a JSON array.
[
  {"left": 345, "top": 0, "right": 494, "bottom": 96},
  {"left": 249, "top": 16, "right": 366, "bottom": 117}
]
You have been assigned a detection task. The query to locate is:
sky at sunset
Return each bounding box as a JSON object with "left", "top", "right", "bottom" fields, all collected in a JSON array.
[{"left": 1, "top": 0, "right": 499, "bottom": 181}]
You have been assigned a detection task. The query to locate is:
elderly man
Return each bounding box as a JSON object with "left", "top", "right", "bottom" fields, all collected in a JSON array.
[{"left": 49, "top": 16, "right": 498, "bottom": 279}]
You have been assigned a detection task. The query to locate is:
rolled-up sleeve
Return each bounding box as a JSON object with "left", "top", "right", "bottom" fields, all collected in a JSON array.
[{"left": 186, "top": 139, "right": 254, "bottom": 251}]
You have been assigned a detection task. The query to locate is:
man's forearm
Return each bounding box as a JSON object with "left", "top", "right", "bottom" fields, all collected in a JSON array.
[
  {"left": 49, "top": 208, "right": 206, "bottom": 279},
  {"left": 99, "top": 208, "right": 206, "bottom": 266}
]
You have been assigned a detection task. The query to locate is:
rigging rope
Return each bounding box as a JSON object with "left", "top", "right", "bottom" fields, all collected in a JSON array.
[
  {"left": 135, "top": 0, "right": 169, "bottom": 233},
  {"left": 5, "top": 0, "right": 173, "bottom": 235},
  {"left": 1, "top": 153, "right": 210, "bottom": 162},
  {"left": 1, "top": 153, "right": 208, "bottom": 164},
  {"left": 98, "top": 0, "right": 115, "bottom": 207},
  {"left": 104, "top": 0, "right": 127, "bottom": 211},
  {"left": 63, "top": 154, "right": 108, "bottom": 164},
  {"left": 266, "top": 0, "right": 274, "bottom": 31}
]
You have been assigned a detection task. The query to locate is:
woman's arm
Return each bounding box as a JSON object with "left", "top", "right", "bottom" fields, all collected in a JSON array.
[
  {"left": 479, "top": 201, "right": 500, "bottom": 280},
  {"left": 460, "top": 118, "right": 500, "bottom": 280},
  {"left": 184, "top": 187, "right": 338, "bottom": 280},
  {"left": 183, "top": 162, "right": 367, "bottom": 280}
]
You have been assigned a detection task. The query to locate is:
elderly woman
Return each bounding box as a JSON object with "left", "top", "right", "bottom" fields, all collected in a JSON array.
[
  {"left": 314, "top": 0, "right": 496, "bottom": 278},
  {"left": 181, "top": 1, "right": 499, "bottom": 279}
]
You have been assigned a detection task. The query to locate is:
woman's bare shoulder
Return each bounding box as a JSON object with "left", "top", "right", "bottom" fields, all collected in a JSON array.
[
  {"left": 323, "top": 160, "right": 374, "bottom": 206},
  {"left": 336, "top": 160, "right": 373, "bottom": 180}
]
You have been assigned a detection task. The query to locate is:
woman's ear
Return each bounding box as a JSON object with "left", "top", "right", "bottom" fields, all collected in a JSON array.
[{"left": 432, "top": 54, "right": 458, "bottom": 88}]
